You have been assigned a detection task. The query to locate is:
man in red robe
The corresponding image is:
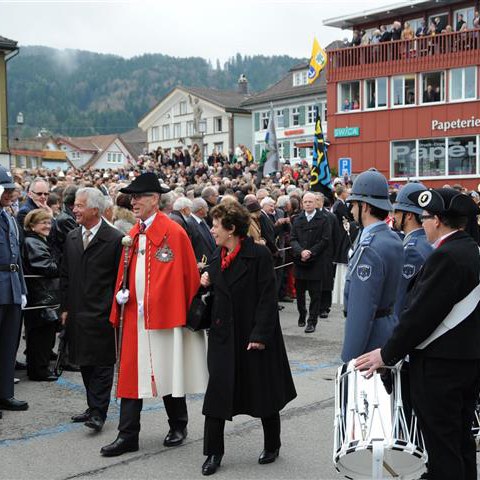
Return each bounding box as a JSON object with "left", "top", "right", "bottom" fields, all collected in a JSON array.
[{"left": 101, "top": 173, "right": 208, "bottom": 457}]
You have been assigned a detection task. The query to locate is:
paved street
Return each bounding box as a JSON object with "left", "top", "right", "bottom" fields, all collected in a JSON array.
[{"left": 2, "top": 302, "right": 345, "bottom": 480}]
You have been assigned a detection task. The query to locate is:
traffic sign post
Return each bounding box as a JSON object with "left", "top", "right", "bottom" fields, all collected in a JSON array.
[{"left": 338, "top": 157, "right": 352, "bottom": 177}]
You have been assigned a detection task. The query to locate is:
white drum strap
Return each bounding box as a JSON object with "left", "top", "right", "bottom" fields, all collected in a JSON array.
[
  {"left": 417, "top": 274, "right": 480, "bottom": 350},
  {"left": 372, "top": 440, "right": 384, "bottom": 480}
]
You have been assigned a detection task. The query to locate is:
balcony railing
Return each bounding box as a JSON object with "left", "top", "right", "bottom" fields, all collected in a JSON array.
[{"left": 327, "top": 29, "right": 480, "bottom": 82}]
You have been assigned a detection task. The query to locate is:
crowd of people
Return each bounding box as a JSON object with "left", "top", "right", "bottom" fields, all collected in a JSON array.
[{"left": 0, "top": 159, "right": 480, "bottom": 477}]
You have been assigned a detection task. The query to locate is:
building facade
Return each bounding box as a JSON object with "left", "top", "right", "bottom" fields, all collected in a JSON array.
[
  {"left": 324, "top": 0, "right": 480, "bottom": 189},
  {"left": 242, "top": 64, "right": 327, "bottom": 164},
  {"left": 0, "top": 35, "right": 18, "bottom": 168},
  {"left": 138, "top": 82, "right": 251, "bottom": 158}
]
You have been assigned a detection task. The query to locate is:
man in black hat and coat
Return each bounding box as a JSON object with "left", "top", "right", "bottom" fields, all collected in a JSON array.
[{"left": 356, "top": 188, "right": 480, "bottom": 480}]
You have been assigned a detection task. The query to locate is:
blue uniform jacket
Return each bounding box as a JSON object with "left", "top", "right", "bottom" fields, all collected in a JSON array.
[
  {"left": 394, "top": 228, "right": 432, "bottom": 319},
  {"left": 341, "top": 222, "right": 403, "bottom": 362},
  {"left": 0, "top": 210, "right": 27, "bottom": 305}
]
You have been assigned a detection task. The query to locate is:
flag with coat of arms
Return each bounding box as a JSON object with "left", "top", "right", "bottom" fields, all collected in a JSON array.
[
  {"left": 307, "top": 37, "right": 327, "bottom": 84},
  {"left": 255, "top": 106, "right": 279, "bottom": 187}
]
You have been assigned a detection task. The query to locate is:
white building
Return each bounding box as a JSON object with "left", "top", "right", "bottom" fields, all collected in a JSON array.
[
  {"left": 138, "top": 81, "right": 252, "bottom": 157},
  {"left": 242, "top": 64, "right": 327, "bottom": 164}
]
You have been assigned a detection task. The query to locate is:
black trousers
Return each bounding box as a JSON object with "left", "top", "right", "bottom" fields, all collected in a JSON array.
[
  {"left": 118, "top": 395, "right": 188, "bottom": 439},
  {"left": 295, "top": 279, "right": 322, "bottom": 322},
  {"left": 25, "top": 313, "right": 57, "bottom": 379},
  {"left": 0, "top": 305, "right": 22, "bottom": 399},
  {"left": 203, "top": 413, "right": 281, "bottom": 455},
  {"left": 80, "top": 365, "right": 114, "bottom": 420},
  {"left": 320, "top": 290, "right": 332, "bottom": 313},
  {"left": 409, "top": 356, "right": 480, "bottom": 480}
]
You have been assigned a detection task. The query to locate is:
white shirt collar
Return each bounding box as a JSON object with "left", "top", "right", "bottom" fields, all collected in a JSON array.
[
  {"left": 191, "top": 213, "right": 202, "bottom": 224},
  {"left": 141, "top": 212, "right": 158, "bottom": 231},
  {"left": 305, "top": 210, "right": 316, "bottom": 221},
  {"left": 82, "top": 219, "right": 102, "bottom": 238}
]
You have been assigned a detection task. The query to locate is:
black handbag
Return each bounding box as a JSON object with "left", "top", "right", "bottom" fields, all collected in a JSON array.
[{"left": 186, "top": 288, "right": 213, "bottom": 331}]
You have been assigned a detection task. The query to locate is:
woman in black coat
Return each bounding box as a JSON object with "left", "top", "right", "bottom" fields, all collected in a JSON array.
[
  {"left": 199, "top": 202, "right": 296, "bottom": 476},
  {"left": 22, "top": 209, "right": 60, "bottom": 381}
]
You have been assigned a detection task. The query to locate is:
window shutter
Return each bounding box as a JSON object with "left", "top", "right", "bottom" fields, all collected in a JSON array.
[
  {"left": 298, "top": 106, "right": 306, "bottom": 125},
  {"left": 283, "top": 108, "right": 290, "bottom": 128},
  {"left": 283, "top": 141, "right": 290, "bottom": 159},
  {"left": 254, "top": 113, "right": 260, "bottom": 132}
]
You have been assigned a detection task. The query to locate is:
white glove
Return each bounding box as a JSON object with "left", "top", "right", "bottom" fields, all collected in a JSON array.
[
  {"left": 21, "top": 294, "right": 27, "bottom": 309},
  {"left": 0, "top": 186, "right": 4, "bottom": 198},
  {"left": 116, "top": 289, "right": 130, "bottom": 305}
]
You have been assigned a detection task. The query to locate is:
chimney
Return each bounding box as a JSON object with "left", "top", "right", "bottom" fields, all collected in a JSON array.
[{"left": 237, "top": 74, "right": 248, "bottom": 94}]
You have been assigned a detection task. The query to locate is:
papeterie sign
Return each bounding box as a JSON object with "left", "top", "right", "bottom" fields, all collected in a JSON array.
[{"left": 432, "top": 116, "right": 480, "bottom": 132}]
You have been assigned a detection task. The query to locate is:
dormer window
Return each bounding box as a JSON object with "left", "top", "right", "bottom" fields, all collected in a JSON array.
[{"left": 293, "top": 70, "right": 308, "bottom": 87}]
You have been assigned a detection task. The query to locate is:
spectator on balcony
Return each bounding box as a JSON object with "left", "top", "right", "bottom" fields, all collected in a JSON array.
[
  {"left": 401, "top": 22, "right": 415, "bottom": 41},
  {"left": 434, "top": 16, "right": 444, "bottom": 34},
  {"left": 342, "top": 99, "right": 351, "bottom": 111},
  {"left": 351, "top": 98, "right": 360, "bottom": 110},
  {"left": 391, "top": 21, "right": 402, "bottom": 41},
  {"left": 351, "top": 30, "right": 361, "bottom": 47},
  {"left": 371, "top": 29, "right": 382, "bottom": 44},
  {"left": 415, "top": 19, "right": 428, "bottom": 37},
  {"left": 474, "top": 11, "right": 479, "bottom": 29},
  {"left": 423, "top": 84, "right": 436, "bottom": 103},
  {"left": 456, "top": 14, "right": 466, "bottom": 32},
  {"left": 360, "top": 30, "right": 370, "bottom": 45},
  {"left": 379, "top": 25, "right": 392, "bottom": 42}
]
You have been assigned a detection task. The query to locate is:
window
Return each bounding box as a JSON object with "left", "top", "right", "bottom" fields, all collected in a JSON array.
[
  {"left": 151, "top": 126, "right": 159, "bottom": 142},
  {"left": 292, "top": 145, "right": 299, "bottom": 159},
  {"left": 428, "top": 12, "right": 448, "bottom": 32},
  {"left": 421, "top": 71, "right": 445, "bottom": 104},
  {"left": 173, "top": 123, "right": 181, "bottom": 138},
  {"left": 291, "top": 107, "right": 300, "bottom": 126},
  {"left": 293, "top": 70, "right": 308, "bottom": 87},
  {"left": 450, "top": 67, "right": 477, "bottom": 101},
  {"left": 338, "top": 81, "right": 360, "bottom": 112},
  {"left": 454, "top": 7, "right": 475, "bottom": 29},
  {"left": 214, "top": 142, "right": 224, "bottom": 153},
  {"left": 179, "top": 101, "right": 187, "bottom": 115},
  {"left": 276, "top": 109, "right": 284, "bottom": 128},
  {"left": 261, "top": 111, "right": 269, "bottom": 130},
  {"left": 419, "top": 138, "right": 446, "bottom": 176},
  {"left": 392, "top": 75, "right": 416, "bottom": 107},
  {"left": 107, "top": 152, "right": 123, "bottom": 164},
  {"left": 365, "top": 78, "right": 387, "bottom": 109},
  {"left": 408, "top": 17, "right": 424, "bottom": 36},
  {"left": 391, "top": 140, "right": 416, "bottom": 178},
  {"left": 307, "top": 105, "right": 316, "bottom": 124},
  {"left": 278, "top": 142, "right": 284, "bottom": 159},
  {"left": 214, "top": 117, "right": 223, "bottom": 133},
  {"left": 448, "top": 137, "right": 477, "bottom": 175},
  {"left": 323, "top": 103, "right": 327, "bottom": 122},
  {"left": 162, "top": 125, "right": 170, "bottom": 140},
  {"left": 186, "top": 121, "right": 194, "bottom": 137}
]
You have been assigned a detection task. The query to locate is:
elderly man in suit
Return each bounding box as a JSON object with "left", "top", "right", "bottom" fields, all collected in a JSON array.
[
  {"left": 187, "top": 197, "right": 216, "bottom": 266},
  {"left": 0, "top": 166, "right": 28, "bottom": 417},
  {"left": 290, "top": 192, "right": 331, "bottom": 333},
  {"left": 60, "top": 187, "right": 123, "bottom": 432}
]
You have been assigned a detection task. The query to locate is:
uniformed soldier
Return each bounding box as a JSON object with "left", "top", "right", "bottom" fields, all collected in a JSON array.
[
  {"left": 341, "top": 169, "right": 403, "bottom": 362},
  {"left": 0, "top": 166, "right": 28, "bottom": 416},
  {"left": 392, "top": 182, "right": 433, "bottom": 318},
  {"left": 356, "top": 187, "right": 480, "bottom": 480}
]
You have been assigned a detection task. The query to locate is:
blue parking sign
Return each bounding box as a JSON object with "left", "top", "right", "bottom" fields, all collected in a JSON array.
[{"left": 338, "top": 158, "right": 352, "bottom": 177}]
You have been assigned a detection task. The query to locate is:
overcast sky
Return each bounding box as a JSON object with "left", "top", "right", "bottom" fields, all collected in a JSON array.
[{"left": 1, "top": 0, "right": 402, "bottom": 62}]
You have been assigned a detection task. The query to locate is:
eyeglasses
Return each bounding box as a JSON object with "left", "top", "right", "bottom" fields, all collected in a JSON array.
[
  {"left": 420, "top": 214, "right": 435, "bottom": 223},
  {"left": 36, "top": 221, "right": 52, "bottom": 226},
  {"left": 32, "top": 191, "right": 50, "bottom": 197}
]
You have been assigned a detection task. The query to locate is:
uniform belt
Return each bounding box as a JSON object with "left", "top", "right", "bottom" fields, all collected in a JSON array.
[
  {"left": 0, "top": 264, "right": 20, "bottom": 272},
  {"left": 343, "top": 307, "right": 393, "bottom": 319}
]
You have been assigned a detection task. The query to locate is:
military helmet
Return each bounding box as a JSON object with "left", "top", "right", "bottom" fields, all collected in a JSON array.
[
  {"left": 347, "top": 169, "right": 392, "bottom": 211},
  {"left": 0, "top": 165, "right": 15, "bottom": 189},
  {"left": 393, "top": 182, "right": 426, "bottom": 215}
]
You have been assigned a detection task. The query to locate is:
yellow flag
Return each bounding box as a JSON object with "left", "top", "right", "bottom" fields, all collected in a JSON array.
[{"left": 307, "top": 37, "right": 327, "bottom": 85}]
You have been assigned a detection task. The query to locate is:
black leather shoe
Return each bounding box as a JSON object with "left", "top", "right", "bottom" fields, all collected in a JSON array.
[
  {"left": 202, "top": 454, "right": 223, "bottom": 476},
  {"left": 298, "top": 316, "right": 306, "bottom": 327},
  {"left": 0, "top": 397, "right": 29, "bottom": 411},
  {"left": 15, "top": 361, "right": 27, "bottom": 370},
  {"left": 320, "top": 311, "right": 329, "bottom": 319},
  {"left": 85, "top": 415, "right": 104, "bottom": 432},
  {"left": 100, "top": 436, "right": 139, "bottom": 457},
  {"left": 163, "top": 428, "right": 187, "bottom": 447},
  {"left": 71, "top": 410, "right": 91, "bottom": 423},
  {"left": 29, "top": 374, "right": 58, "bottom": 382},
  {"left": 304, "top": 322, "right": 316, "bottom": 333},
  {"left": 258, "top": 448, "right": 280, "bottom": 464}
]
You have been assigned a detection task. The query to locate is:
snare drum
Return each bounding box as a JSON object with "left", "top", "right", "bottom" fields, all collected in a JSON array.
[{"left": 333, "top": 360, "right": 427, "bottom": 479}]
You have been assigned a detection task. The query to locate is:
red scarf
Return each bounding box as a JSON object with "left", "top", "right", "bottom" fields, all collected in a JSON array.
[{"left": 221, "top": 239, "right": 243, "bottom": 271}]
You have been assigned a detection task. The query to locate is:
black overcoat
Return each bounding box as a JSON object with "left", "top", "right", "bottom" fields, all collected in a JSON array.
[
  {"left": 60, "top": 220, "right": 123, "bottom": 366},
  {"left": 321, "top": 209, "right": 340, "bottom": 291},
  {"left": 202, "top": 237, "right": 297, "bottom": 420},
  {"left": 290, "top": 210, "right": 331, "bottom": 281}
]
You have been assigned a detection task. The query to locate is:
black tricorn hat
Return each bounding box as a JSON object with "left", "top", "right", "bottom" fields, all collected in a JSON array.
[
  {"left": 119, "top": 173, "right": 170, "bottom": 194},
  {"left": 408, "top": 187, "right": 477, "bottom": 217}
]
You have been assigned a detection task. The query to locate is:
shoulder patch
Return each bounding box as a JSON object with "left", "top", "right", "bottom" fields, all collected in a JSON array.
[
  {"left": 360, "top": 234, "right": 374, "bottom": 246},
  {"left": 402, "top": 264, "right": 416, "bottom": 279},
  {"left": 357, "top": 264, "right": 372, "bottom": 281}
]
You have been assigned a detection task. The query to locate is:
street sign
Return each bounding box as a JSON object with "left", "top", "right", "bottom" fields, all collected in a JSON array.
[{"left": 338, "top": 157, "right": 352, "bottom": 177}]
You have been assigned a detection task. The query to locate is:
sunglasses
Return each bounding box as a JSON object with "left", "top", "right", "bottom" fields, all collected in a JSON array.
[
  {"left": 32, "top": 191, "right": 50, "bottom": 197},
  {"left": 420, "top": 214, "right": 435, "bottom": 223}
]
